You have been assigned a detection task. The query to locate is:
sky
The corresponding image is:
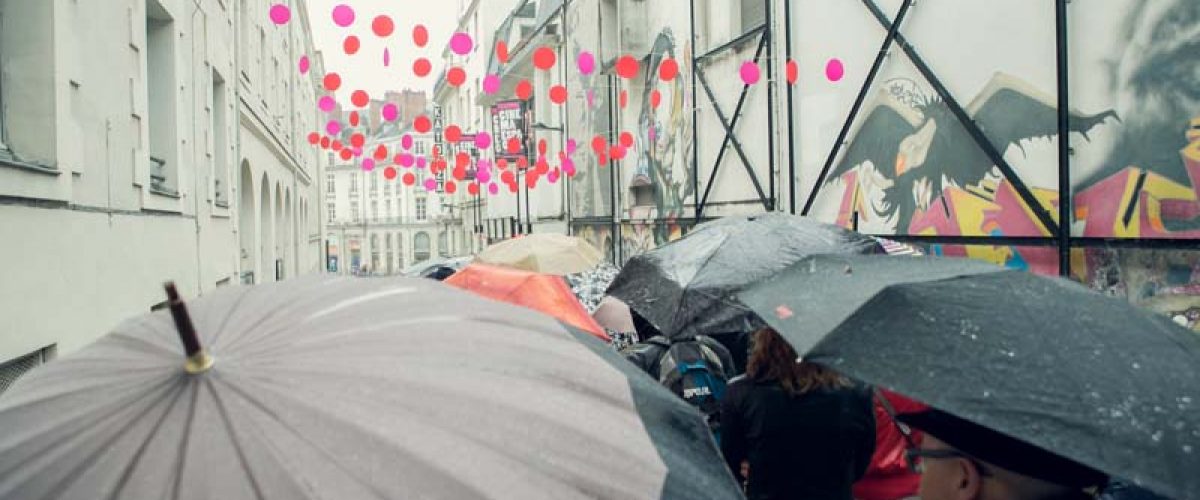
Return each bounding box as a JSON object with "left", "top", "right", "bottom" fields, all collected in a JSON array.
[{"left": 305, "top": 0, "right": 463, "bottom": 104}]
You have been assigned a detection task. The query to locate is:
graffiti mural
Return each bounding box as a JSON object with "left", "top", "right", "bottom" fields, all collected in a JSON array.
[
  {"left": 1074, "top": 248, "right": 1200, "bottom": 333},
  {"left": 627, "top": 29, "right": 695, "bottom": 229},
  {"left": 572, "top": 223, "right": 615, "bottom": 264},
  {"left": 619, "top": 222, "right": 687, "bottom": 265},
  {"left": 565, "top": 0, "right": 614, "bottom": 218},
  {"left": 1070, "top": 0, "right": 1200, "bottom": 238}
]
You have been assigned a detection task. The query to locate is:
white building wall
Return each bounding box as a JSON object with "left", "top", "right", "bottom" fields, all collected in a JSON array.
[{"left": 0, "top": 0, "right": 326, "bottom": 363}]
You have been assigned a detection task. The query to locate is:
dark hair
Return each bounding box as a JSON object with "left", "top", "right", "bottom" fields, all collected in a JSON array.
[{"left": 746, "top": 328, "right": 850, "bottom": 395}]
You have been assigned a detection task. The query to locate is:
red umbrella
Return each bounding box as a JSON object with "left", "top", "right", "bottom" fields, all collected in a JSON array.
[{"left": 445, "top": 264, "right": 610, "bottom": 341}]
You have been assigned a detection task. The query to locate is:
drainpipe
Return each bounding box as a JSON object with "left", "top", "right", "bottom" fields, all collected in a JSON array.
[{"left": 190, "top": 0, "right": 204, "bottom": 294}]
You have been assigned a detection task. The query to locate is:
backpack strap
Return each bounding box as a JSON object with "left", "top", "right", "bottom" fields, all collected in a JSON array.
[{"left": 874, "top": 387, "right": 918, "bottom": 449}]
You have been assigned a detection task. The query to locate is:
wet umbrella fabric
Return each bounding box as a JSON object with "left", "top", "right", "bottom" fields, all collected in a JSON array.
[
  {"left": 0, "top": 276, "right": 742, "bottom": 500},
  {"left": 738, "top": 254, "right": 1200, "bottom": 500},
  {"left": 444, "top": 263, "right": 610, "bottom": 341},
  {"left": 606, "top": 213, "right": 883, "bottom": 339},
  {"left": 475, "top": 234, "right": 604, "bottom": 275}
]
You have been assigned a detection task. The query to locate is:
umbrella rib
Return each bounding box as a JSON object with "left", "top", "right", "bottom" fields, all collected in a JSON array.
[
  {"left": 205, "top": 377, "right": 267, "bottom": 500},
  {"left": 217, "top": 381, "right": 396, "bottom": 500},
  {"left": 107, "top": 381, "right": 189, "bottom": 500},
  {"left": 28, "top": 378, "right": 181, "bottom": 500},
  {"left": 169, "top": 381, "right": 202, "bottom": 500},
  {"left": 207, "top": 286, "right": 256, "bottom": 348}
]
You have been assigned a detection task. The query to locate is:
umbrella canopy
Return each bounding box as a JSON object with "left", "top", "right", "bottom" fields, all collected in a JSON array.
[
  {"left": 475, "top": 234, "right": 604, "bottom": 275},
  {"left": 606, "top": 213, "right": 883, "bottom": 339},
  {"left": 0, "top": 276, "right": 742, "bottom": 500},
  {"left": 738, "top": 254, "right": 1200, "bottom": 500},
  {"left": 445, "top": 264, "right": 610, "bottom": 341},
  {"left": 402, "top": 256, "right": 473, "bottom": 277},
  {"left": 593, "top": 296, "right": 635, "bottom": 335}
]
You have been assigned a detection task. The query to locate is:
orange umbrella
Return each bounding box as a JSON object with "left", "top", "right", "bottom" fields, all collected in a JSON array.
[{"left": 445, "top": 264, "right": 610, "bottom": 341}]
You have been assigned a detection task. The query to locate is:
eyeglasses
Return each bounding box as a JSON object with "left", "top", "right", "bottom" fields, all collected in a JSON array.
[{"left": 904, "top": 448, "right": 991, "bottom": 476}]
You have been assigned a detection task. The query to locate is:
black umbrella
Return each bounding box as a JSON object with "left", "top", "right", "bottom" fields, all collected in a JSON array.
[
  {"left": 606, "top": 213, "right": 882, "bottom": 340},
  {"left": 0, "top": 277, "right": 743, "bottom": 500},
  {"left": 737, "top": 254, "right": 1200, "bottom": 500}
]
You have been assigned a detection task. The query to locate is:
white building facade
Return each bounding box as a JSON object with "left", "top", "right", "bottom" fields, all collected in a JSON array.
[{"left": 0, "top": 0, "right": 327, "bottom": 375}]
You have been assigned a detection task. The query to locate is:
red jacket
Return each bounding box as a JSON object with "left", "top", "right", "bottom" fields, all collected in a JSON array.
[{"left": 852, "top": 390, "right": 926, "bottom": 500}]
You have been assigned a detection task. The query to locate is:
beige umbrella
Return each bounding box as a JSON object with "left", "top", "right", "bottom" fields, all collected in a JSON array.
[
  {"left": 593, "top": 296, "right": 636, "bottom": 335},
  {"left": 475, "top": 233, "right": 604, "bottom": 275}
]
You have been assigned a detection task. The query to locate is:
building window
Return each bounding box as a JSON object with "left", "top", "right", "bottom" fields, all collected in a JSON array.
[
  {"left": 327, "top": 202, "right": 336, "bottom": 222},
  {"left": 326, "top": 173, "right": 335, "bottom": 194},
  {"left": 415, "top": 141, "right": 425, "bottom": 155},
  {"left": 371, "top": 200, "right": 378, "bottom": 221},
  {"left": 370, "top": 171, "right": 379, "bottom": 194},
  {"left": 212, "top": 70, "right": 229, "bottom": 206},
  {"left": 414, "top": 232, "right": 431, "bottom": 262},
  {"left": 415, "top": 197, "right": 427, "bottom": 221},
  {"left": 739, "top": 0, "right": 766, "bottom": 34},
  {"left": 370, "top": 234, "right": 380, "bottom": 274},
  {"left": 349, "top": 172, "right": 359, "bottom": 196},
  {"left": 350, "top": 200, "right": 360, "bottom": 222},
  {"left": 438, "top": 231, "right": 449, "bottom": 257},
  {"left": 384, "top": 178, "right": 392, "bottom": 197},
  {"left": 385, "top": 199, "right": 392, "bottom": 219},
  {"left": 146, "top": 0, "right": 178, "bottom": 194}
]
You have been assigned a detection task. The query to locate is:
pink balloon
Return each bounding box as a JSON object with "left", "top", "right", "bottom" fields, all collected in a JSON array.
[
  {"left": 423, "top": 178, "right": 437, "bottom": 191},
  {"left": 298, "top": 55, "right": 310, "bottom": 74},
  {"left": 318, "top": 96, "right": 336, "bottom": 112},
  {"left": 269, "top": 4, "right": 291, "bottom": 25},
  {"left": 383, "top": 48, "right": 391, "bottom": 67},
  {"left": 449, "top": 33, "right": 473, "bottom": 55},
  {"left": 825, "top": 58, "right": 845, "bottom": 82},
  {"left": 566, "top": 139, "right": 578, "bottom": 155},
  {"left": 474, "top": 132, "right": 492, "bottom": 150},
  {"left": 326, "top": 120, "right": 341, "bottom": 135},
  {"left": 563, "top": 157, "right": 576, "bottom": 176},
  {"left": 482, "top": 74, "right": 501, "bottom": 95},
  {"left": 577, "top": 51, "right": 595, "bottom": 75},
  {"left": 398, "top": 154, "right": 414, "bottom": 167},
  {"left": 740, "top": 61, "right": 761, "bottom": 85},
  {"left": 476, "top": 167, "right": 491, "bottom": 183},
  {"left": 488, "top": 182, "right": 499, "bottom": 195},
  {"left": 416, "top": 157, "right": 427, "bottom": 169},
  {"left": 548, "top": 169, "right": 560, "bottom": 184},
  {"left": 331, "top": 4, "right": 355, "bottom": 27},
  {"left": 382, "top": 103, "right": 399, "bottom": 122},
  {"left": 401, "top": 134, "right": 413, "bottom": 150},
  {"left": 362, "top": 158, "right": 376, "bottom": 171}
]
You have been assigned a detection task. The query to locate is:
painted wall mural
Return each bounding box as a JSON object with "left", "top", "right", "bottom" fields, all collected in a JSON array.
[
  {"left": 1074, "top": 248, "right": 1200, "bottom": 333},
  {"left": 565, "top": 0, "right": 614, "bottom": 219}
]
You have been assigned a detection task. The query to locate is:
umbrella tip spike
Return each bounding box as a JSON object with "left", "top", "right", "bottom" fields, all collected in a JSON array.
[{"left": 162, "top": 281, "right": 214, "bottom": 374}]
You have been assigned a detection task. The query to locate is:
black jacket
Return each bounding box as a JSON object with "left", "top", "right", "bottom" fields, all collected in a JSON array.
[{"left": 720, "top": 377, "right": 875, "bottom": 500}]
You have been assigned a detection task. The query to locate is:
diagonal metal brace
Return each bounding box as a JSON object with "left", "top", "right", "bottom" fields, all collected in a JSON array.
[{"left": 696, "top": 32, "right": 771, "bottom": 217}]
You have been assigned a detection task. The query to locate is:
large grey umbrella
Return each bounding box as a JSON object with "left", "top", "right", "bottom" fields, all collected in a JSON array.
[
  {"left": 606, "top": 213, "right": 883, "bottom": 339},
  {"left": 0, "top": 276, "right": 742, "bottom": 500},
  {"left": 738, "top": 254, "right": 1200, "bottom": 499}
]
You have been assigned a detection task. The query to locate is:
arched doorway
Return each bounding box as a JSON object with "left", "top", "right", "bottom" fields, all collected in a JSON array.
[
  {"left": 259, "top": 173, "right": 273, "bottom": 283},
  {"left": 238, "top": 161, "right": 256, "bottom": 283},
  {"left": 275, "top": 183, "right": 284, "bottom": 280}
]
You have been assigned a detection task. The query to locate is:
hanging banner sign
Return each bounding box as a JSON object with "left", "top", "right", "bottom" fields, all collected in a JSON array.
[{"left": 490, "top": 100, "right": 531, "bottom": 160}]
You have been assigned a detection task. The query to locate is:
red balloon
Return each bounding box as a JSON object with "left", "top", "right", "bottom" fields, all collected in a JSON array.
[
  {"left": 332, "top": 140, "right": 344, "bottom": 151},
  {"left": 467, "top": 182, "right": 480, "bottom": 195},
  {"left": 533, "top": 47, "right": 556, "bottom": 70},
  {"left": 651, "top": 89, "right": 662, "bottom": 109},
  {"left": 455, "top": 152, "right": 470, "bottom": 169},
  {"left": 445, "top": 180, "right": 458, "bottom": 193},
  {"left": 497, "top": 158, "right": 509, "bottom": 170},
  {"left": 413, "top": 58, "right": 432, "bottom": 77},
  {"left": 351, "top": 90, "right": 369, "bottom": 108},
  {"left": 787, "top": 59, "right": 799, "bottom": 85},
  {"left": 507, "top": 182, "right": 519, "bottom": 193},
  {"left": 597, "top": 152, "right": 608, "bottom": 165},
  {"left": 343, "top": 35, "right": 360, "bottom": 55},
  {"left": 496, "top": 41, "right": 509, "bottom": 63},
  {"left": 339, "top": 148, "right": 353, "bottom": 161},
  {"left": 549, "top": 85, "right": 567, "bottom": 104},
  {"left": 320, "top": 136, "right": 331, "bottom": 149},
  {"left": 402, "top": 172, "right": 416, "bottom": 185},
  {"left": 538, "top": 139, "right": 548, "bottom": 155},
  {"left": 619, "top": 89, "right": 628, "bottom": 109},
  {"left": 323, "top": 73, "right": 341, "bottom": 92},
  {"left": 374, "top": 144, "right": 389, "bottom": 160},
  {"left": 515, "top": 79, "right": 533, "bottom": 101},
  {"left": 610, "top": 145, "right": 626, "bottom": 160},
  {"left": 445, "top": 125, "right": 462, "bottom": 143},
  {"left": 591, "top": 135, "right": 607, "bottom": 155},
  {"left": 620, "top": 132, "right": 633, "bottom": 148},
  {"left": 501, "top": 170, "right": 515, "bottom": 184},
  {"left": 383, "top": 166, "right": 397, "bottom": 180},
  {"left": 307, "top": 132, "right": 320, "bottom": 145},
  {"left": 412, "top": 25, "right": 429, "bottom": 47},
  {"left": 516, "top": 157, "right": 529, "bottom": 170},
  {"left": 616, "top": 55, "right": 639, "bottom": 79},
  {"left": 659, "top": 58, "right": 679, "bottom": 81},
  {"left": 507, "top": 137, "right": 522, "bottom": 154},
  {"left": 525, "top": 172, "right": 538, "bottom": 189},
  {"left": 447, "top": 67, "right": 466, "bottom": 87},
  {"left": 350, "top": 133, "right": 365, "bottom": 148},
  {"left": 371, "top": 15, "right": 394, "bottom": 37},
  {"left": 348, "top": 111, "right": 360, "bottom": 126},
  {"left": 414, "top": 115, "right": 431, "bottom": 133}
]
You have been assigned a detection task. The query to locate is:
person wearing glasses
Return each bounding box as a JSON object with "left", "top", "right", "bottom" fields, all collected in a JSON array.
[
  {"left": 897, "top": 409, "right": 1107, "bottom": 500},
  {"left": 719, "top": 328, "right": 876, "bottom": 500}
]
